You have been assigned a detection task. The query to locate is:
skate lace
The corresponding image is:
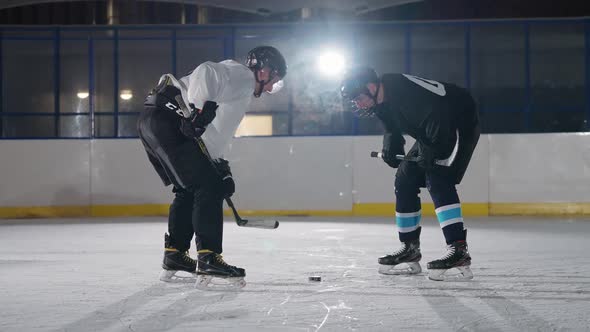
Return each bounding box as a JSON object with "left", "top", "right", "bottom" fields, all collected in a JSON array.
[
  {"left": 215, "top": 254, "right": 232, "bottom": 268},
  {"left": 440, "top": 245, "right": 456, "bottom": 260},
  {"left": 182, "top": 251, "right": 195, "bottom": 264},
  {"left": 392, "top": 243, "right": 409, "bottom": 256}
]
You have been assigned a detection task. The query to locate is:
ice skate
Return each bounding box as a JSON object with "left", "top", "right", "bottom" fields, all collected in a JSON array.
[
  {"left": 427, "top": 240, "right": 473, "bottom": 281},
  {"left": 159, "top": 234, "right": 197, "bottom": 283},
  {"left": 195, "top": 250, "right": 246, "bottom": 291},
  {"left": 378, "top": 239, "right": 422, "bottom": 275}
]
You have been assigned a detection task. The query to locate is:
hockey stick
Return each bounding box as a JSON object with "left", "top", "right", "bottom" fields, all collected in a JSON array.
[
  {"left": 194, "top": 137, "right": 279, "bottom": 229},
  {"left": 370, "top": 151, "right": 447, "bottom": 166}
]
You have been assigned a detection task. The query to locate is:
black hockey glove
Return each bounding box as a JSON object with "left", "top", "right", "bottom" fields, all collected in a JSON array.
[
  {"left": 382, "top": 149, "right": 401, "bottom": 168},
  {"left": 382, "top": 133, "right": 403, "bottom": 169},
  {"left": 417, "top": 145, "right": 436, "bottom": 170},
  {"left": 180, "top": 119, "right": 205, "bottom": 138},
  {"left": 214, "top": 159, "right": 235, "bottom": 198},
  {"left": 193, "top": 101, "right": 218, "bottom": 127},
  {"left": 179, "top": 101, "right": 218, "bottom": 139},
  {"left": 221, "top": 176, "right": 235, "bottom": 198}
]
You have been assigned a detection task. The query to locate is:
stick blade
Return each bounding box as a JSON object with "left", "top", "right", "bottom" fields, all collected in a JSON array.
[{"left": 239, "top": 218, "right": 279, "bottom": 229}]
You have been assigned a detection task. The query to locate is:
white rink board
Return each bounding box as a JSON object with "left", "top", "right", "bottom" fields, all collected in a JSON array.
[
  {"left": 226, "top": 136, "right": 355, "bottom": 211},
  {"left": 489, "top": 133, "right": 590, "bottom": 203},
  {"left": 0, "top": 133, "right": 589, "bottom": 209},
  {"left": 91, "top": 139, "right": 173, "bottom": 205},
  {"left": 351, "top": 135, "right": 397, "bottom": 203},
  {"left": 0, "top": 140, "right": 91, "bottom": 206}
]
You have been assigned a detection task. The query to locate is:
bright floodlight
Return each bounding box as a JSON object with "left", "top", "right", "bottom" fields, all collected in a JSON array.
[
  {"left": 77, "top": 91, "right": 89, "bottom": 99},
  {"left": 317, "top": 51, "right": 346, "bottom": 78},
  {"left": 120, "top": 90, "right": 133, "bottom": 100}
]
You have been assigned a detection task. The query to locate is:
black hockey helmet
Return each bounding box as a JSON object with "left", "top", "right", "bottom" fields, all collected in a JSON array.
[
  {"left": 247, "top": 46, "right": 287, "bottom": 79},
  {"left": 247, "top": 46, "right": 287, "bottom": 97},
  {"left": 340, "top": 66, "right": 380, "bottom": 117}
]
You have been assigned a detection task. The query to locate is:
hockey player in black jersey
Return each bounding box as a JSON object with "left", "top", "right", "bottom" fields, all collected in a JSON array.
[{"left": 341, "top": 67, "right": 480, "bottom": 281}]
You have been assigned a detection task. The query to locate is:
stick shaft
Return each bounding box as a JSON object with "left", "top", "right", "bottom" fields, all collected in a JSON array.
[{"left": 370, "top": 151, "right": 447, "bottom": 166}]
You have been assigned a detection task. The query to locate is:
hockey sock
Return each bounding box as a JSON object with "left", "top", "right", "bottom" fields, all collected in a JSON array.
[
  {"left": 396, "top": 210, "right": 422, "bottom": 242},
  {"left": 435, "top": 203, "right": 465, "bottom": 244}
]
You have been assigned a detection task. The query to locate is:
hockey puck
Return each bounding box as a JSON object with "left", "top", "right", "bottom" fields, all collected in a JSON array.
[{"left": 308, "top": 276, "right": 321, "bottom": 282}]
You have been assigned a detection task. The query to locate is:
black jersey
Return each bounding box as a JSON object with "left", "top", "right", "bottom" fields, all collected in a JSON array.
[{"left": 374, "top": 73, "right": 477, "bottom": 158}]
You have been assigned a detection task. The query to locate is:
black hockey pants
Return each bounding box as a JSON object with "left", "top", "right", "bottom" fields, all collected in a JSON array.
[{"left": 137, "top": 96, "right": 225, "bottom": 254}]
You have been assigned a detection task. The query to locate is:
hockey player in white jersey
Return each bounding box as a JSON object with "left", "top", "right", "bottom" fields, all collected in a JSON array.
[{"left": 138, "top": 46, "right": 286, "bottom": 290}]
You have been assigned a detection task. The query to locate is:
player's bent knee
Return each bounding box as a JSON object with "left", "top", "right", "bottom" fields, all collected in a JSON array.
[{"left": 394, "top": 176, "right": 420, "bottom": 196}]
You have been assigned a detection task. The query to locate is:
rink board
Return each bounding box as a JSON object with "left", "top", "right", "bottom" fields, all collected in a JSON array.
[{"left": 1, "top": 133, "right": 590, "bottom": 218}]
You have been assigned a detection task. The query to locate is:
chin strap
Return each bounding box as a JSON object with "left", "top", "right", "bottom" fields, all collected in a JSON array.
[
  {"left": 358, "top": 81, "right": 381, "bottom": 117},
  {"left": 253, "top": 70, "right": 266, "bottom": 97},
  {"left": 370, "top": 81, "right": 381, "bottom": 107},
  {"left": 254, "top": 80, "right": 265, "bottom": 97},
  {"left": 366, "top": 82, "right": 381, "bottom": 116}
]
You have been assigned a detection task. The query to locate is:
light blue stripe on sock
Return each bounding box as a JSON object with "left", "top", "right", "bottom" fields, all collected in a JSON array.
[
  {"left": 436, "top": 207, "right": 462, "bottom": 223},
  {"left": 396, "top": 215, "right": 420, "bottom": 228}
]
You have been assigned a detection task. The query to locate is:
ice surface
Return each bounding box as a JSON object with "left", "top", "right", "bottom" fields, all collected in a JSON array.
[{"left": 1, "top": 216, "right": 589, "bottom": 331}]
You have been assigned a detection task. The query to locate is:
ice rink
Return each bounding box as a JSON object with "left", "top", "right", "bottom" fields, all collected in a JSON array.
[{"left": 1, "top": 216, "right": 589, "bottom": 332}]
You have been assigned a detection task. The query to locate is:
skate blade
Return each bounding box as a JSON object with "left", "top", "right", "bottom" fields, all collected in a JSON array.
[
  {"left": 378, "top": 262, "right": 422, "bottom": 275},
  {"left": 428, "top": 266, "right": 473, "bottom": 281},
  {"left": 195, "top": 275, "right": 246, "bottom": 291},
  {"left": 159, "top": 270, "right": 197, "bottom": 283}
]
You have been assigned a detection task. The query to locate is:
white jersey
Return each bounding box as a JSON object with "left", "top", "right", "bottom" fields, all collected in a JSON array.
[{"left": 158, "top": 60, "right": 255, "bottom": 160}]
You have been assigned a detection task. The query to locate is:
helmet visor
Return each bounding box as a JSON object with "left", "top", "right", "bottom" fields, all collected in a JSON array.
[
  {"left": 267, "top": 79, "right": 284, "bottom": 94},
  {"left": 344, "top": 93, "right": 377, "bottom": 117}
]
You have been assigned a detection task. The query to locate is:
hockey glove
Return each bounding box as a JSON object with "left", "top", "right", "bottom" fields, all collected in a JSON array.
[
  {"left": 215, "top": 159, "right": 235, "bottom": 198},
  {"left": 179, "top": 101, "right": 218, "bottom": 139},
  {"left": 221, "top": 175, "right": 235, "bottom": 199},
  {"left": 382, "top": 132, "right": 404, "bottom": 168},
  {"left": 417, "top": 145, "right": 436, "bottom": 170},
  {"left": 382, "top": 150, "right": 401, "bottom": 168},
  {"left": 193, "top": 101, "right": 218, "bottom": 127}
]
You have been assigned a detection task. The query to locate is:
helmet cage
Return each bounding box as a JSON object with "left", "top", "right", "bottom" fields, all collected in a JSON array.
[{"left": 340, "top": 68, "right": 380, "bottom": 117}]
